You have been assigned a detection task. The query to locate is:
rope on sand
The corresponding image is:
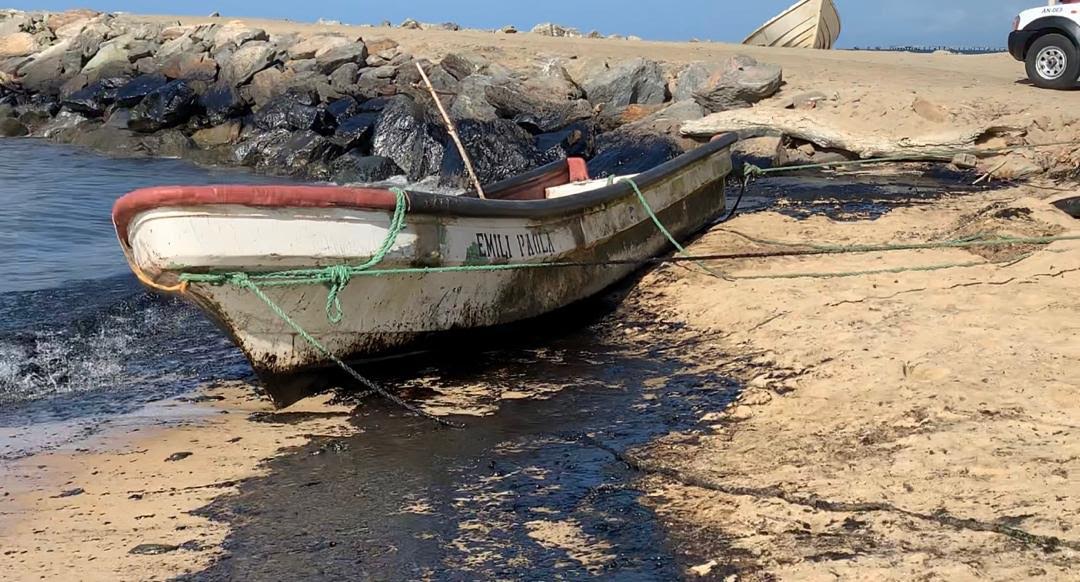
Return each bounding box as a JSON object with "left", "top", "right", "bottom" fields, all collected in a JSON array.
[{"left": 159, "top": 143, "right": 1080, "bottom": 421}]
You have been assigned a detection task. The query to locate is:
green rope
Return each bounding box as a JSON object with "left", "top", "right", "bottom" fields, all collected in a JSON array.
[
  {"left": 175, "top": 177, "right": 1080, "bottom": 292},
  {"left": 230, "top": 272, "right": 462, "bottom": 427},
  {"left": 714, "top": 230, "right": 1080, "bottom": 255},
  {"left": 166, "top": 171, "right": 1080, "bottom": 422},
  {"left": 619, "top": 178, "right": 729, "bottom": 280},
  {"left": 740, "top": 138, "right": 1080, "bottom": 179},
  {"left": 183, "top": 187, "right": 409, "bottom": 323},
  {"left": 726, "top": 256, "right": 1028, "bottom": 281}
]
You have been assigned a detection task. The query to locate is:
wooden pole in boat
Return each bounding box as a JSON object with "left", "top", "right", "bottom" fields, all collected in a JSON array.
[{"left": 415, "top": 62, "right": 486, "bottom": 199}]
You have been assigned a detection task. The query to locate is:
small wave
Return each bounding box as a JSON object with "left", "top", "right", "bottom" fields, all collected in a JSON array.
[{"left": 0, "top": 276, "right": 250, "bottom": 424}]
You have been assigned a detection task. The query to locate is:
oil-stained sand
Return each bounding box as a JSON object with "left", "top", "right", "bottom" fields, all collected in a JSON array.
[{"left": 632, "top": 184, "right": 1080, "bottom": 580}]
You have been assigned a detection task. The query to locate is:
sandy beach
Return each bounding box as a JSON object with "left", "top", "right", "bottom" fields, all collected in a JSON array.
[{"left": 1, "top": 11, "right": 1079, "bottom": 580}]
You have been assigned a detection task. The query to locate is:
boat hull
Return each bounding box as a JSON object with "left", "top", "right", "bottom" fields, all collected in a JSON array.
[
  {"left": 118, "top": 138, "right": 734, "bottom": 406},
  {"left": 743, "top": 0, "right": 841, "bottom": 50}
]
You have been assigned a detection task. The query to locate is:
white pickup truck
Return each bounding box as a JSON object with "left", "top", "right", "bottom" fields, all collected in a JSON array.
[{"left": 1010, "top": 0, "right": 1080, "bottom": 88}]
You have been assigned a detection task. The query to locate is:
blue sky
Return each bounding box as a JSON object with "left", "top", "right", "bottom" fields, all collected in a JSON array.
[{"left": 7, "top": 1, "right": 1038, "bottom": 47}]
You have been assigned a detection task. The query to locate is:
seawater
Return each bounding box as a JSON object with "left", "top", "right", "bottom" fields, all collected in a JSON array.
[{"left": 0, "top": 139, "right": 289, "bottom": 431}]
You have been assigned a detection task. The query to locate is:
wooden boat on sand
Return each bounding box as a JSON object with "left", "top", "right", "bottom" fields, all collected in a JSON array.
[
  {"left": 113, "top": 134, "right": 737, "bottom": 406},
  {"left": 744, "top": 0, "right": 841, "bottom": 50}
]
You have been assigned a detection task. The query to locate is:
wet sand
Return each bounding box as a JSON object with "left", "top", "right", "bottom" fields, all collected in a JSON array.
[
  {"left": 0, "top": 385, "right": 359, "bottom": 580},
  {"left": 2, "top": 16, "right": 1080, "bottom": 580},
  {"left": 633, "top": 184, "right": 1080, "bottom": 579},
  {"left": 5, "top": 174, "right": 1076, "bottom": 580}
]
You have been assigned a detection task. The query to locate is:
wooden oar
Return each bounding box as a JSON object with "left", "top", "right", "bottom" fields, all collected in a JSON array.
[{"left": 415, "top": 62, "right": 486, "bottom": 199}]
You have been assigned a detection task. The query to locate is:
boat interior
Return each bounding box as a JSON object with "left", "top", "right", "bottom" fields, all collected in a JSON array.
[{"left": 462, "top": 156, "right": 639, "bottom": 201}]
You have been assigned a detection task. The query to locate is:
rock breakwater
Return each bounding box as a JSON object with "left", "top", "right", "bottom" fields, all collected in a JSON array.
[{"left": 0, "top": 9, "right": 781, "bottom": 188}]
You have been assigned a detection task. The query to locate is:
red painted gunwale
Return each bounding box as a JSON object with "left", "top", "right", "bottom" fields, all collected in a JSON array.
[
  {"left": 112, "top": 184, "right": 402, "bottom": 243},
  {"left": 112, "top": 158, "right": 590, "bottom": 243}
]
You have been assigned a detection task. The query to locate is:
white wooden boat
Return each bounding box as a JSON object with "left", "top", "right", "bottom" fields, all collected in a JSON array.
[
  {"left": 113, "top": 135, "right": 736, "bottom": 406},
  {"left": 743, "top": 0, "right": 841, "bottom": 50}
]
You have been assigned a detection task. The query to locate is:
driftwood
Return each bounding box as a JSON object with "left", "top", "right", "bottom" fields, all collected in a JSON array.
[{"left": 681, "top": 108, "right": 1014, "bottom": 159}]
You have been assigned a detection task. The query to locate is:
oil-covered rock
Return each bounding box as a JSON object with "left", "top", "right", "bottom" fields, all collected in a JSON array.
[
  {"left": 439, "top": 118, "right": 547, "bottom": 188},
  {"left": 370, "top": 95, "right": 447, "bottom": 181},
  {"left": 127, "top": 79, "right": 197, "bottom": 133}
]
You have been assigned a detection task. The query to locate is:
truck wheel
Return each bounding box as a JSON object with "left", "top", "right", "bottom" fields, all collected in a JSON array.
[{"left": 1026, "top": 34, "right": 1080, "bottom": 90}]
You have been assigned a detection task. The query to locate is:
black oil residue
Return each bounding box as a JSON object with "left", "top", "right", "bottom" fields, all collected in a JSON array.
[
  {"left": 184, "top": 306, "right": 739, "bottom": 581},
  {"left": 732, "top": 166, "right": 1001, "bottom": 221}
]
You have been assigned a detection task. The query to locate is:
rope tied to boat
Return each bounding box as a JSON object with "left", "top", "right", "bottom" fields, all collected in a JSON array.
[
  {"left": 225, "top": 268, "right": 463, "bottom": 428},
  {"left": 738, "top": 138, "right": 1080, "bottom": 180},
  {"left": 619, "top": 178, "right": 732, "bottom": 281},
  {"left": 323, "top": 265, "right": 351, "bottom": 324},
  {"left": 164, "top": 160, "right": 1080, "bottom": 425}
]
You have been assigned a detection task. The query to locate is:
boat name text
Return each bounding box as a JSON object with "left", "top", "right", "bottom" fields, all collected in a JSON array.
[{"left": 474, "top": 232, "right": 557, "bottom": 260}]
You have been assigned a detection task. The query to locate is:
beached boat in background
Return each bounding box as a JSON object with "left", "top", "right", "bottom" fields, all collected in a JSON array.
[
  {"left": 744, "top": 0, "right": 841, "bottom": 50},
  {"left": 113, "top": 135, "right": 737, "bottom": 406}
]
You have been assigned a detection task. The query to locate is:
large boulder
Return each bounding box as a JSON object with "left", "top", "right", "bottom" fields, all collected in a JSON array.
[
  {"left": 192, "top": 119, "right": 242, "bottom": 148},
  {"left": 220, "top": 41, "right": 276, "bottom": 86},
  {"left": 246, "top": 66, "right": 284, "bottom": 107},
  {"left": 395, "top": 60, "right": 459, "bottom": 98},
  {"left": 124, "top": 40, "right": 159, "bottom": 63},
  {"left": 328, "top": 62, "right": 359, "bottom": 93},
  {"left": 114, "top": 73, "right": 169, "bottom": 107},
  {"left": 440, "top": 52, "right": 488, "bottom": 81},
  {"left": 287, "top": 35, "right": 350, "bottom": 60},
  {"left": 332, "top": 111, "right": 379, "bottom": 150},
  {"left": 253, "top": 88, "right": 335, "bottom": 134},
  {"left": 588, "top": 130, "right": 682, "bottom": 178},
  {"left": 370, "top": 95, "right": 446, "bottom": 180},
  {"left": 617, "top": 100, "right": 704, "bottom": 148},
  {"left": 484, "top": 84, "right": 592, "bottom": 133},
  {"left": 325, "top": 96, "right": 359, "bottom": 122},
  {"left": 523, "top": 62, "right": 583, "bottom": 101},
  {"left": 330, "top": 152, "right": 401, "bottom": 184},
  {"left": 580, "top": 57, "right": 667, "bottom": 108},
  {"left": 449, "top": 74, "right": 500, "bottom": 122},
  {"left": 233, "top": 128, "right": 291, "bottom": 166},
  {"left": 0, "top": 33, "right": 38, "bottom": 58},
  {"left": 68, "top": 124, "right": 147, "bottom": 156},
  {"left": 61, "top": 77, "right": 126, "bottom": 116},
  {"left": 353, "top": 64, "right": 399, "bottom": 99},
  {"left": 439, "top": 118, "right": 547, "bottom": 189},
  {"left": 671, "top": 62, "right": 712, "bottom": 102},
  {"left": 264, "top": 130, "right": 342, "bottom": 177},
  {"left": 139, "top": 129, "right": 194, "bottom": 158},
  {"left": 16, "top": 39, "right": 73, "bottom": 94},
  {"left": 161, "top": 52, "right": 218, "bottom": 81},
  {"left": 46, "top": 9, "right": 101, "bottom": 34},
  {"left": 365, "top": 37, "right": 399, "bottom": 55},
  {"left": 200, "top": 82, "right": 248, "bottom": 124},
  {"left": 80, "top": 42, "right": 133, "bottom": 81},
  {"left": 315, "top": 43, "right": 367, "bottom": 74},
  {"left": 692, "top": 55, "right": 782, "bottom": 112},
  {"left": 127, "top": 79, "right": 198, "bottom": 132},
  {"left": 155, "top": 32, "right": 198, "bottom": 63},
  {"left": 0, "top": 116, "right": 28, "bottom": 136},
  {"left": 211, "top": 24, "right": 268, "bottom": 50},
  {"left": 66, "top": 19, "right": 110, "bottom": 63},
  {"left": 0, "top": 13, "right": 30, "bottom": 37},
  {"left": 126, "top": 21, "right": 165, "bottom": 42}
]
